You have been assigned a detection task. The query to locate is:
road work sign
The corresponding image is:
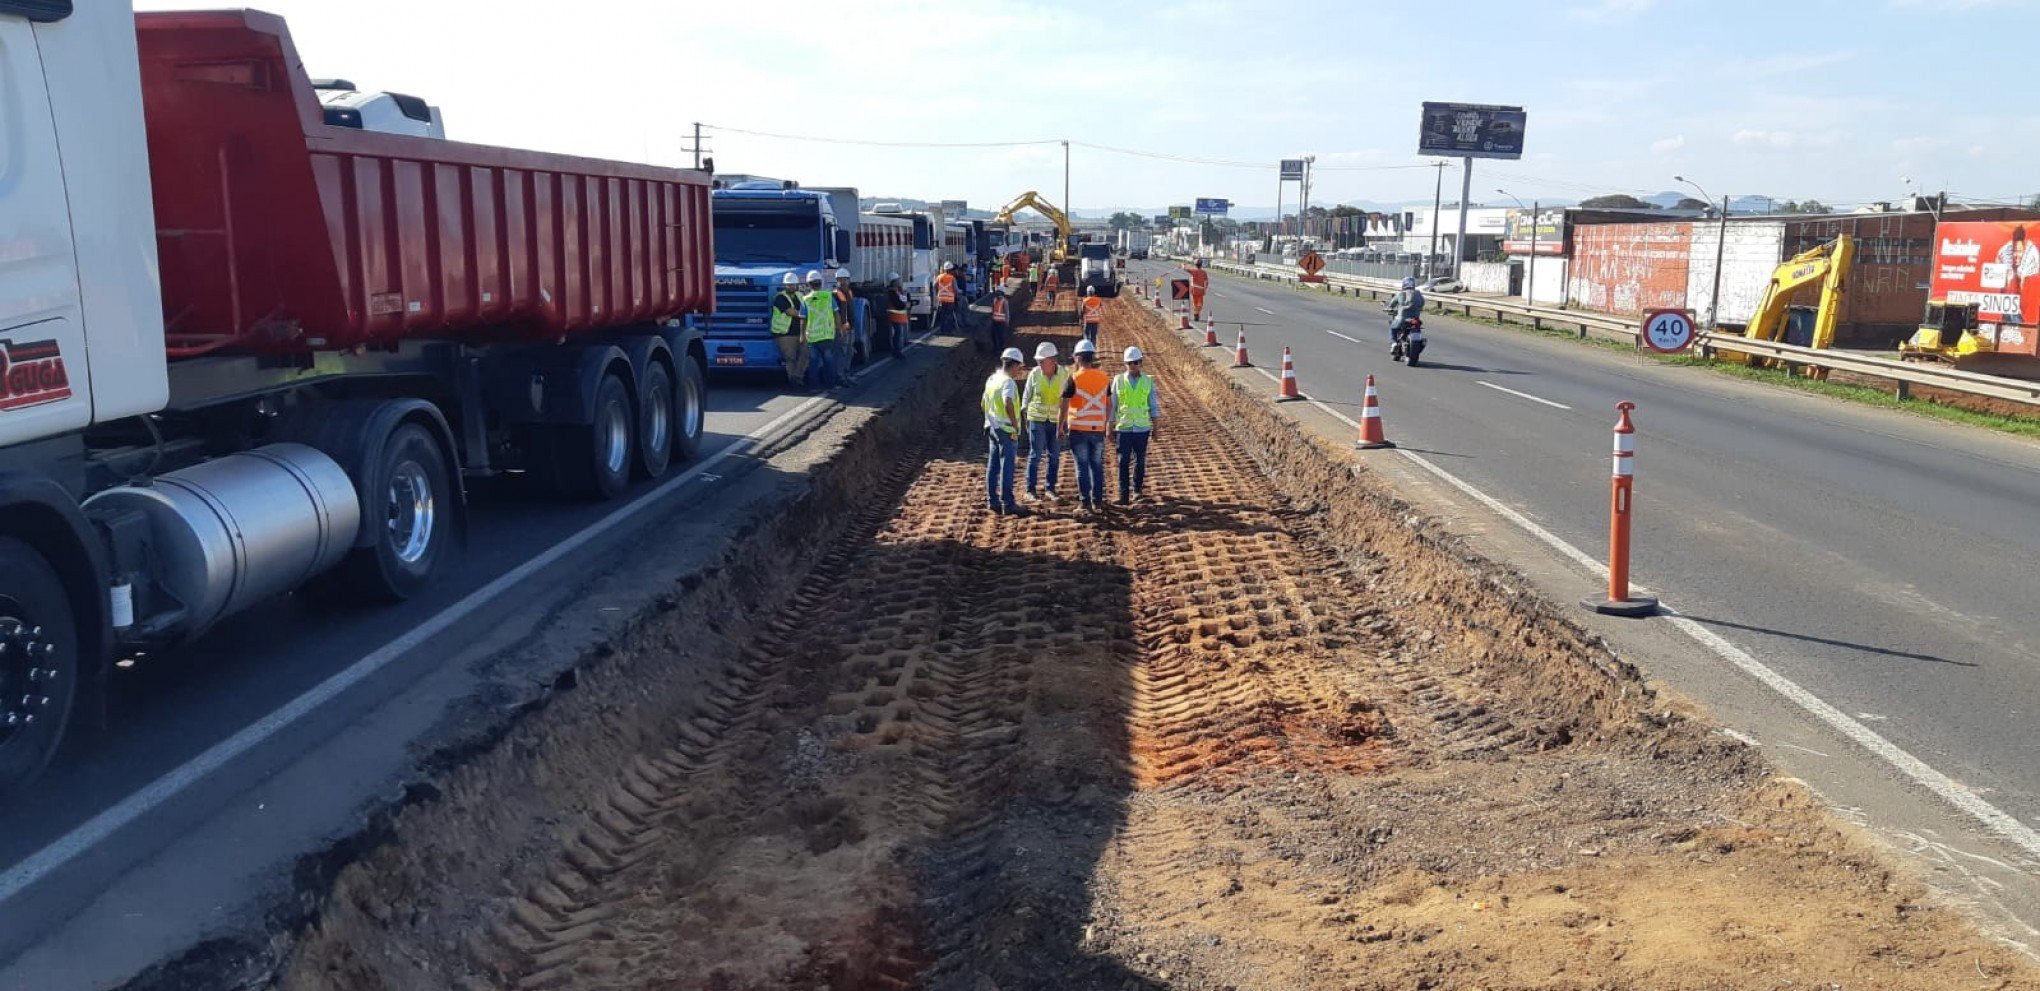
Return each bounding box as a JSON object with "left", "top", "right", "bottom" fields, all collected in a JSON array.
[
  {"left": 1641, "top": 309, "right": 1696, "bottom": 353},
  {"left": 1170, "top": 278, "right": 1192, "bottom": 301}
]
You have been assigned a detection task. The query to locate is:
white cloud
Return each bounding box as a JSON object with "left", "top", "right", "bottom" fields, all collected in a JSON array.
[
  {"left": 1732, "top": 129, "right": 1845, "bottom": 151},
  {"left": 1650, "top": 135, "right": 1687, "bottom": 155}
]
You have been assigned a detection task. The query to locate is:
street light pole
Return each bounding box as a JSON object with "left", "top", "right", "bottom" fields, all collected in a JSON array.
[
  {"left": 1426, "top": 161, "right": 1445, "bottom": 280},
  {"left": 1676, "top": 175, "right": 1727, "bottom": 332}
]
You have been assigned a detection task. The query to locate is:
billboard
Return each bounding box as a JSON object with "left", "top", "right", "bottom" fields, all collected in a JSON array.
[
  {"left": 1504, "top": 207, "right": 1567, "bottom": 254},
  {"left": 1279, "top": 159, "right": 1306, "bottom": 180},
  {"left": 1168, "top": 205, "right": 1192, "bottom": 220},
  {"left": 1195, "top": 198, "right": 1231, "bottom": 216},
  {"left": 1419, "top": 102, "right": 1527, "bottom": 160},
  {"left": 940, "top": 199, "right": 968, "bottom": 216},
  {"left": 1933, "top": 221, "right": 2040, "bottom": 356}
]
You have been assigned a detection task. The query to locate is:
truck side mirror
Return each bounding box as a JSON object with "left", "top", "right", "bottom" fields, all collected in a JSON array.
[{"left": 834, "top": 229, "right": 852, "bottom": 266}]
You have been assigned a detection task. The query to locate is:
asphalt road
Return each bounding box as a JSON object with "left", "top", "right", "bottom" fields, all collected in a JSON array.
[
  {"left": 1136, "top": 261, "right": 2040, "bottom": 828},
  {"left": 0, "top": 345, "right": 943, "bottom": 983}
]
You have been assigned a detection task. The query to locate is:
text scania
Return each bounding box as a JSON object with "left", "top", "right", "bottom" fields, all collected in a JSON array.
[{"left": 0, "top": 338, "right": 74, "bottom": 412}]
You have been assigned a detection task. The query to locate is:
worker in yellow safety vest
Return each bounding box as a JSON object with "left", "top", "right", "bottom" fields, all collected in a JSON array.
[
  {"left": 1079, "top": 286, "right": 1105, "bottom": 345},
  {"left": 769, "top": 271, "right": 808, "bottom": 387},
  {"left": 989, "top": 284, "right": 1012, "bottom": 352},
  {"left": 1111, "top": 345, "right": 1159, "bottom": 505},
  {"left": 1066, "top": 338, "right": 1112, "bottom": 511},
  {"left": 1020, "top": 340, "right": 1072, "bottom": 503},
  {"left": 801, "top": 270, "right": 841, "bottom": 390},
  {"left": 933, "top": 262, "right": 961, "bottom": 336},
  {"left": 1027, "top": 261, "right": 1042, "bottom": 293},
  {"left": 983, "top": 347, "right": 1029, "bottom": 516}
]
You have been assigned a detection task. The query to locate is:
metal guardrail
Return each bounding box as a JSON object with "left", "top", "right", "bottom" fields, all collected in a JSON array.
[{"left": 1198, "top": 259, "right": 2040, "bottom": 409}]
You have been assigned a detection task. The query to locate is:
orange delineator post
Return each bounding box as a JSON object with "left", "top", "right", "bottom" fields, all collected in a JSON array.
[
  {"left": 1356, "top": 374, "right": 1394, "bottom": 449},
  {"left": 1583, "top": 401, "right": 1659, "bottom": 617},
  {"left": 1233, "top": 328, "right": 1252, "bottom": 367},
  {"left": 1276, "top": 347, "right": 1302, "bottom": 401}
]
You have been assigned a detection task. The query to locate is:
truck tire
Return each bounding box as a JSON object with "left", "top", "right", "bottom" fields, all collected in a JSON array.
[
  {"left": 534, "top": 370, "right": 634, "bottom": 500},
  {"left": 0, "top": 537, "right": 81, "bottom": 796},
  {"left": 327, "top": 421, "right": 456, "bottom": 602},
  {"left": 673, "top": 355, "right": 706, "bottom": 463},
  {"left": 635, "top": 358, "right": 675, "bottom": 481}
]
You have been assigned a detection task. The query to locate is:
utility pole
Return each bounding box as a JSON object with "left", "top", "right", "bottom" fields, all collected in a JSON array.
[
  {"left": 1710, "top": 194, "right": 1728, "bottom": 332},
  {"left": 683, "top": 122, "right": 710, "bottom": 171},
  {"left": 1426, "top": 162, "right": 1446, "bottom": 280},
  {"left": 1062, "top": 140, "right": 1071, "bottom": 233}
]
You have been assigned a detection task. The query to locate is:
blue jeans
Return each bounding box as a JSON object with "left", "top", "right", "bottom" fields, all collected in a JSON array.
[
  {"left": 1115, "top": 430, "right": 1150, "bottom": 499},
  {"left": 990, "top": 319, "right": 1009, "bottom": 354},
  {"left": 1082, "top": 321, "right": 1099, "bottom": 345},
  {"left": 985, "top": 429, "right": 1018, "bottom": 509},
  {"left": 805, "top": 338, "right": 841, "bottom": 389},
  {"left": 934, "top": 303, "right": 960, "bottom": 335},
  {"left": 1069, "top": 431, "right": 1105, "bottom": 503},
  {"left": 1025, "top": 421, "right": 1062, "bottom": 494}
]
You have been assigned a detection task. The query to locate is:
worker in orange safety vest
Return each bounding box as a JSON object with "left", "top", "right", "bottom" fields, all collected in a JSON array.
[
  {"left": 933, "top": 262, "right": 961, "bottom": 336},
  {"left": 1042, "top": 265, "right": 1061, "bottom": 306},
  {"left": 1079, "top": 286, "right": 1105, "bottom": 345},
  {"left": 1065, "top": 337, "right": 1112, "bottom": 511},
  {"left": 1189, "top": 258, "right": 1210, "bottom": 321},
  {"left": 989, "top": 284, "right": 1012, "bottom": 353}
]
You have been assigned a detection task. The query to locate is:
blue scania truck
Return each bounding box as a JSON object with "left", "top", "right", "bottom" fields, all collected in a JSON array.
[{"left": 702, "top": 179, "right": 919, "bottom": 374}]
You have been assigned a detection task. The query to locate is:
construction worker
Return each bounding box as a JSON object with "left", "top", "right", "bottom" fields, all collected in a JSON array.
[
  {"left": 988, "top": 283, "right": 1012, "bottom": 353},
  {"left": 801, "top": 270, "right": 841, "bottom": 390},
  {"left": 884, "top": 273, "right": 911, "bottom": 356},
  {"left": 1042, "top": 265, "right": 1061, "bottom": 306},
  {"left": 1020, "top": 340, "right": 1072, "bottom": 502},
  {"left": 933, "top": 261, "right": 961, "bottom": 336},
  {"left": 769, "top": 271, "right": 808, "bottom": 387},
  {"left": 1066, "top": 338, "right": 1111, "bottom": 511},
  {"left": 983, "top": 347, "right": 1029, "bottom": 517},
  {"left": 1111, "top": 345, "right": 1159, "bottom": 505},
  {"left": 1189, "top": 257, "right": 1210, "bottom": 321},
  {"left": 1027, "top": 260, "right": 1042, "bottom": 293},
  {"left": 1079, "top": 286, "right": 1106, "bottom": 344},
  {"left": 833, "top": 268, "right": 858, "bottom": 378}
]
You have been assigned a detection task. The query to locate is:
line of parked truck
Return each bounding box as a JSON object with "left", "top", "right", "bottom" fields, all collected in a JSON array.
[{"left": 0, "top": 4, "right": 1005, "bottom": 795}]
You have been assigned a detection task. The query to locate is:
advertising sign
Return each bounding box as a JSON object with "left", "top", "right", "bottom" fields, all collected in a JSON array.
[
  {"left": 1194, "top": 198, "right": 1231, "bottom": 216},
  {"left": 1419, "top": 102, "right": 1527, "bottom": 160},
  {"left": 1504, "top": 207, "right": 1567, "bottom": 255},
  {"left": 1168, "top": 205, "right": 1193, "bottom": 220},
  {"left": 1279, "top": 159, "right": 1306, "bottom": 180},
  {"left": 939, "top": 199, "right": 968, "bottom": 216},
  {"left": 1931, "top": 221, "right": 2040, "bottom": 356}
]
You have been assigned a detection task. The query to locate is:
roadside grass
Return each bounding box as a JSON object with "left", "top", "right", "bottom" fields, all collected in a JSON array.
[{"left": 1221, "top": 269, "right": 2040, "bottom": 440}]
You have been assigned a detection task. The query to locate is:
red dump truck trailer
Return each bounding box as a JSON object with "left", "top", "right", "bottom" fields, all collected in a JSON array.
[{"left": 0, "top": 5, "right": 715, "bottom": 793}]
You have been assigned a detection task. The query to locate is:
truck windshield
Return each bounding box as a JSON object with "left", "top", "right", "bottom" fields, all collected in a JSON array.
[
  {"left": 714, "top": 204, "right": 820, "bottom": 263},
  {"left": 1078, "top": 244, "right": 1112, "bottom": 260}
]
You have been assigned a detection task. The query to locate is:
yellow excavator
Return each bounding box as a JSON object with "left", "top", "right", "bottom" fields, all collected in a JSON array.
[
  {"left": 1897, "top": 299, "right": 2040, "bottom": 379},
  {"left": 991, "top": 191, "right": 1073, "bottom": 264},
  {"left": 1728, "top": 234, "right": 1853, "bottom": 376}
]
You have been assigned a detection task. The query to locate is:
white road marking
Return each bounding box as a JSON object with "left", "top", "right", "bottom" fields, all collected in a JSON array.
[
  {"left": 1326, "top": 330, "right": 1363, "bottom": 344},
  {"left": 1476, "top": 380, "right": 1573, "bottom": 410},
  {"left": 1254, "top": 306, "right": 1276, "bottom": 315},
  {"left": 1222, "top": 337, "right": 2040, "bottom": 859},
  {"left": 0, "top": 335, "right": 937, "bottom": 907}
]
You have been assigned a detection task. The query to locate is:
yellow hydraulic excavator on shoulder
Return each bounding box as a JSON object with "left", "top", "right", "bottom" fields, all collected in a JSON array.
[
  {"left": 992, "top": 191, "right": 1073, "bottom": 265},
  {"left": 1728, "top": 234, "right": 1854, "bottom": 376}
]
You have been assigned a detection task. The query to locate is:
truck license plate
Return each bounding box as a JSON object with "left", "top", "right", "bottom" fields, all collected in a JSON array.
[{"left": 715, "top": 355, "right": 745, "bottom": 366}]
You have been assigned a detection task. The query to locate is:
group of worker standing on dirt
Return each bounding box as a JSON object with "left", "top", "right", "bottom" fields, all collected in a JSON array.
[{"left": 981, "top": 286, "right": 1158, "bottom": 516}]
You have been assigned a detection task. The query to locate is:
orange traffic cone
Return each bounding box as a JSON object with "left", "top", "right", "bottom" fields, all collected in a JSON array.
[
  {"left": 1179, "top": 305, "right": 1192, "bottom": 331},
  {"left": 1357, "top": 375, "right": 1395, "bottom": 449},
  {"left": 1276, "top": 347, "right": 1302, "bottom": 402},
  {"left": 1233, "top": 329, "right": 1252, "bottom": 368},
  {"left": 1153, "top": 292, "right": 1163, "bottom": 310},
  {"left": 1203, "top": 316, "right": 1220, "bottom": 347}
]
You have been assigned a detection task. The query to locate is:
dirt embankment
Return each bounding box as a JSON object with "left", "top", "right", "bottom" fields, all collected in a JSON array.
[{"left": 259, "top": 290, "right": 2040, "bottom": 991}]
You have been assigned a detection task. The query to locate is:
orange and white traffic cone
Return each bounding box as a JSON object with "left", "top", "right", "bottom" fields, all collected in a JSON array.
[
  {"left": 1233, "top": 328, "right": 1252, "bottom": 368},
  {"left": 1356, "top": 374, "right": 1394, "bottom": 449},
  {"left": 1276, "top": 347, "right": 1302, "bottom": 401},
  {"left": 1179, "top": 305, "right": 1192, "bottom": 331},
  {"left": 1203, "top": 317, "right": 1220, "bottom": 347}
]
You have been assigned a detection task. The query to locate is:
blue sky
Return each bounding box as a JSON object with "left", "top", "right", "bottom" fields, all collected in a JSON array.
[{"left": 133, "top": 0, "right": 2040, "bottom": 212}]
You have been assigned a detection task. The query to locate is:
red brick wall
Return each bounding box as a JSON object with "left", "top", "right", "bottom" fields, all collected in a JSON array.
[{"left": 1566, "top": 222, "right": 1693, "bottom": 318}]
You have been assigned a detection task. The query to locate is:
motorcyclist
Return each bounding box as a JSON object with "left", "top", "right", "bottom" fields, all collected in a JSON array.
[{"left": 1387, "top": 277, "right": 1426, "bottom": 341}]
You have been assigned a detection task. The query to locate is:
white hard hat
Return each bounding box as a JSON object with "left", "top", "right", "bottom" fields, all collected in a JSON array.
[
  {"left": 1073, "top": 338, "right": 1098, "bottom": 355},
  {"left": 943, "top": 261, "right": 955, "bottom": 271},
  {"left": 1000, "top": 347, "right": 1026, "bottom": 363},
  {"left": 1085, "top": 286, "right": 1097, "bottom": 294},
  {"left": 781, "top": 272, "right": 800, "bottom": 285},
  {"left": 805, "top": 270, "right": 823, "bottom": 283},
  {"left": 888, "top": 272, "right": 901, "bottom": 282},
  {"left": 835, "top": 267, "right": 851, "bottom": 279},
  {"left": 1123, "top": 346, "right": 1145, "bottom": 363},
  {"left": 1034, "top": 341, "right": 1058, "bottom": 360}
]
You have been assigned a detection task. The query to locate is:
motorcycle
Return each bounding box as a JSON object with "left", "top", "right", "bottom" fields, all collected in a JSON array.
[{"left": 1385, "top": 309, "right": 1426, "bottom": 367}]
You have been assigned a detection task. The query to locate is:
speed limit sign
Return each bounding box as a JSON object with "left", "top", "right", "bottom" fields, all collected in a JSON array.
[{"left": 1640, "top": 309, "right": 1697, "bottom": 353}]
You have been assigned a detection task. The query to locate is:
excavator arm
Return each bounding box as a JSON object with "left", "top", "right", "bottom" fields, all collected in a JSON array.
[
  {"left": 991, "top": 191, "right": 1073, "bottom": 262},
  {"left": 1743, "top": 235, "right": 1854, "bottom": 351}
]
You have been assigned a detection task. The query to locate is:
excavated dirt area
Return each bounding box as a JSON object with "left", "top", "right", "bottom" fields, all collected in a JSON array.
[{"left": 269, "top": 291, "right": 2040, "bottom": 991}]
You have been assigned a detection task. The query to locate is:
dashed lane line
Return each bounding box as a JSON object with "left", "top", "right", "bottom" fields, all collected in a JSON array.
[{"left": 1476, "top": 380, "right": 1573, "bottom": 411}]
